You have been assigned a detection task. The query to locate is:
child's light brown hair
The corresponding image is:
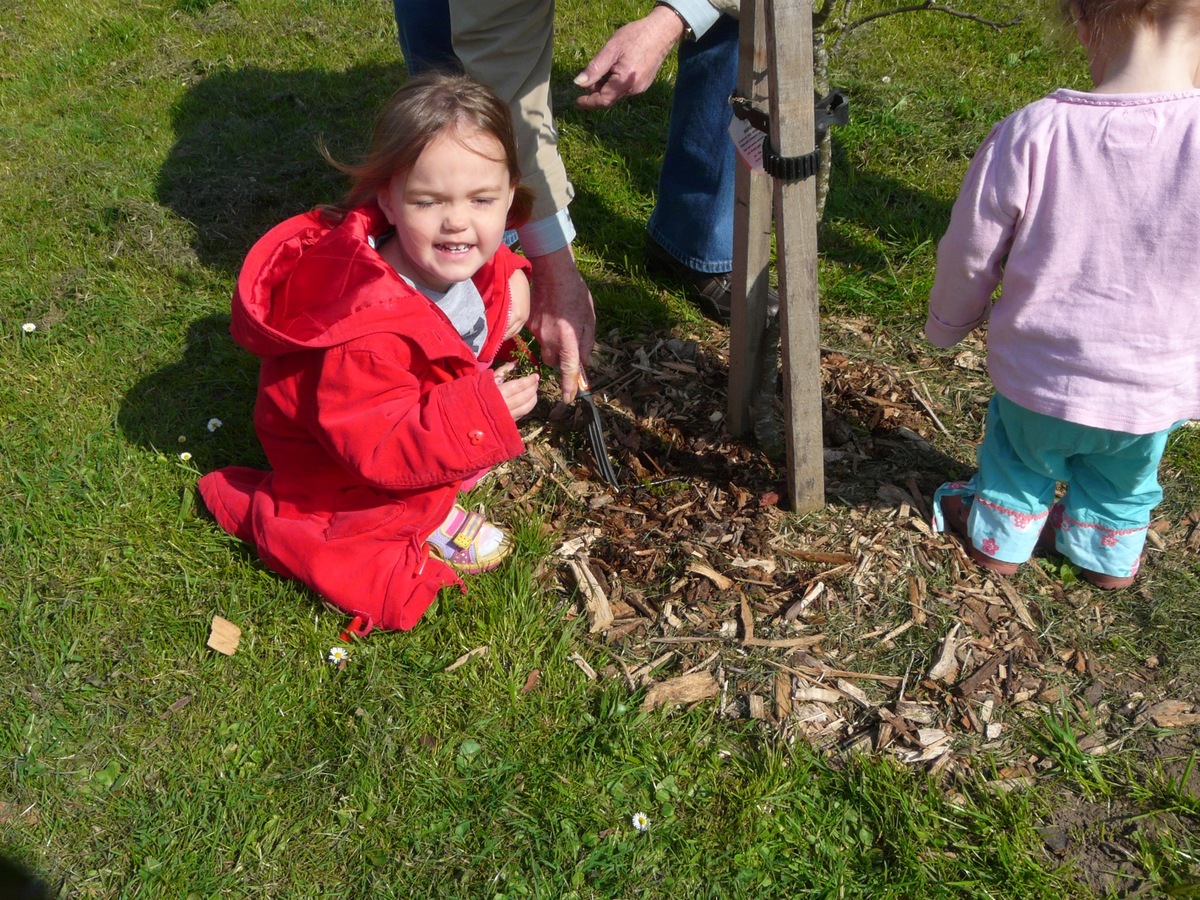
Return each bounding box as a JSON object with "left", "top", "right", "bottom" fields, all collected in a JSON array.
[
  {"left": 322, "top": 72, "right": 534, "bottom": 230},
  {"left": 1064, "top": 0, "right": 1200, "bottom": 52}
]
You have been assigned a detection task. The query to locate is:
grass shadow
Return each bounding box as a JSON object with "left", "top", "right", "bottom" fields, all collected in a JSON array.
[
  {"left": 157, "top": 63, "right": 404, "bottom": 275},
  {"left": 549, "top": 62, "right": 674, "bottom": 261},
  {"left": 158, "top": 59, "right": 674, "bottom": 324},
  {"left": 820, "top": 138, "right": 955, "bottom": 275},
  {"left": 117, "top": 313, "right": 263, "bottom": 471}
]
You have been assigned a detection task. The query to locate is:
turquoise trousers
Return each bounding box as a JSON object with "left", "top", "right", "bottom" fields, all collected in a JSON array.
[{"left": 933, "top": 394, "right": 1179, "bottom": 578}]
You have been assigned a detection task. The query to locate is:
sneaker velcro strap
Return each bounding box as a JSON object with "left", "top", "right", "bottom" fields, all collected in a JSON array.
[{"left": 451, "top": 511, "right": 486, "bottom": 550}]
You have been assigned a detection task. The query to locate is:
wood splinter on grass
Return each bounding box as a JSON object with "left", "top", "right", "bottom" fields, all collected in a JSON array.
[
  {"left": 568, "top": 653, "right": 598, "bottom": 680},
  {"left": 207, "top": 616, "right": 241, "bottom": 656},
  {"left": 444, "top": 645, "right": 489, "bottom": 672},
  {"left": 687, "top": 562, "right": 734, "bottom": 591},
  {"left": 567, "top": 554, "right": 613, "bottom": 634},
  {"left": 640, "top": 671, "right": 720, "bottom": 712},
  {"left": 927, "top": 622, "right": 962, "bottom": 683}
]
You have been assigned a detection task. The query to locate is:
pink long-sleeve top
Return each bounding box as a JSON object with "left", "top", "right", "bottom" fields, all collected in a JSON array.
[{"left": 925, "top": 88, "right": 1200, "bottom": 434}]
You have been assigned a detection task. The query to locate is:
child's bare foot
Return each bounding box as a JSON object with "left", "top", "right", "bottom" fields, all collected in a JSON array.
[
  {"left": 940, "top": 494, "right": 1019, "bottom": 576},
  {"left": 427, "top": 505, "right": 511, "bottom": 574}
]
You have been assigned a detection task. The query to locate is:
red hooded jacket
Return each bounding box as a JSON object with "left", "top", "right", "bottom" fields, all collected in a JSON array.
[{"left": 198, "top": 203, "right": 531, "bottom": 631}]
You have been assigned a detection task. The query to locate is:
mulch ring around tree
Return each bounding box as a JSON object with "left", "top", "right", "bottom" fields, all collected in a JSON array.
[{"left": 488, "top": 315, "right": 1200, "bottom": 893}]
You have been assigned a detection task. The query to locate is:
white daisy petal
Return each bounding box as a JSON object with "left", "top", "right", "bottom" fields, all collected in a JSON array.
[
  {"left": 328, "top": 647, "right": 349, "bottom": 663},
  {"left": 22, "top": 322, "right": 36, "bottom": 333},
  {"left": 631, "top": 812, "right": 650, "bottom": 832}
]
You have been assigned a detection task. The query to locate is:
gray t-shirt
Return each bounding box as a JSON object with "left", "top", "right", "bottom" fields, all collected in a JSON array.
[
  {"left": 415, "top": 279, "right": 488, "bottom": 356},
  {"left": 371, "top": 231, "right": 489, "bottom": 356}
]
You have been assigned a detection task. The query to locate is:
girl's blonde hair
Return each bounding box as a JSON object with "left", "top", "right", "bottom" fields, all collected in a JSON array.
[{"left": 321, "top": 72, "right": 534, "bottom": 229}]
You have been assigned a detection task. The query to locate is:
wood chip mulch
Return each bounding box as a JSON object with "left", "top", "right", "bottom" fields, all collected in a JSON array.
[{"left": 488, "top": 316, "right": 1197, "bottom": 785}]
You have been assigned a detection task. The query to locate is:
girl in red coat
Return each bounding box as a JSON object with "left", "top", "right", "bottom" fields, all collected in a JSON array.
[{"left": 199, "top": 73, "right": 540, "bottom": 633}]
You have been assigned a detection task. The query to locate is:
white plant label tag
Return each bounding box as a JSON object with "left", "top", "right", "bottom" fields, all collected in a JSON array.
[{"left": 729, "top": 117, "right": 765, "bottom": 172}]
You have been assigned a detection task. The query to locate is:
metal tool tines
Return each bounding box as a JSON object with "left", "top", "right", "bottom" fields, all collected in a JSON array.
[{"left": 576, "top": 370, "right": 619, "bottom": 488}]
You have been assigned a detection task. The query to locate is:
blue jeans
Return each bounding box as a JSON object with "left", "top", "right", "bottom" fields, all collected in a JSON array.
[
  {"left": 392, "top": 0, "right": 458, "bottom": 73},
  {"left": 646, "top": 14, "right": 739, "bottom": 274},
  {"left": 391, "top": 0, "right": 738, "bottom": 273}
]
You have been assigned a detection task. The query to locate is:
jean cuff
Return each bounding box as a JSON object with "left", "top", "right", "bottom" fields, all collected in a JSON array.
[{"left": 646, "top": 223, "right": 732, "bottom": 274}]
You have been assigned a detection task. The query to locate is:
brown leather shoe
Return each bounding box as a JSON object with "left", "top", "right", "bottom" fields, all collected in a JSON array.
[
  {"left": 940, "top": 494, "right": 1019, "bottom": 576},
  {"left": 645, "top": 237, "right": 778, "bottom": 325},
  {"left": 1079, "top": 568, "right": 1135, "bottom": 590}
]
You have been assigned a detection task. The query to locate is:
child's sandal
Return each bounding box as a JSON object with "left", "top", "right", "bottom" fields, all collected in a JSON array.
[{"left": 427, "top": 504, "right": 512, "bottom": 574}]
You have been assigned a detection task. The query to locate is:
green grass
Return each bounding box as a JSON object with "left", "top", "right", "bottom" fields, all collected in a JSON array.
[{"left": 2, "top": 0, "right": 1198, "bottom": 897}]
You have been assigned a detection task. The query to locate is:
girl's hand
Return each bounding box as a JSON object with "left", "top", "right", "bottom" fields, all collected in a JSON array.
[{"left": 495, "top": 366, "right": 540, "bottom": 420}]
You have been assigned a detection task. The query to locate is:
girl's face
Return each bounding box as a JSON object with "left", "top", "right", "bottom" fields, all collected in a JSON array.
[{"left": 377, "top": 124, "right": 516, "bottom": 293}]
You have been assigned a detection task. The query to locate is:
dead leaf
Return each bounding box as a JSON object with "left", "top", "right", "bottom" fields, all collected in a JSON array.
[
  {"left": 0, "top": 801, "right": 39, "bottom": 827},
  {"left": 159, "top": 696, "right": 192, "bottom": 719},
  {"left": 954, "top": 350, "right": 984, "bottom": 370}
]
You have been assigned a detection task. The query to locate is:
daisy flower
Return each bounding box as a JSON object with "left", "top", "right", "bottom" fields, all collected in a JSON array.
[
  {"left": 631, "top": 811, "right": 650, "bottom": 832},
  {"left": 179, "top": 451, "right": 193, "bottom": 461},
  {"left": 22, "top": 323, "right": 36, "bottom": 333},
  {"left": 328, "top": 647, "right": 349, "bottom": 664},
  {"left": 207, "top": 418, "right": 223, "bottom": 432}
]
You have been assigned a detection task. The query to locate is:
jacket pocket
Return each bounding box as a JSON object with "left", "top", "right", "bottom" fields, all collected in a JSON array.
[{"left": 324, "top": 486, "right": 407, "bottom": 540}]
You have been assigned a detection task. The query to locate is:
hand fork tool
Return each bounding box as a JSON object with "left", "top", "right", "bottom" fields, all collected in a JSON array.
[{"left": 576, "top": 369, "right": 619, "bottom": 488}]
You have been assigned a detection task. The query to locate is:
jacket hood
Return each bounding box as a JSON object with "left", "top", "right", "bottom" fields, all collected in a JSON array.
[{"left": 231, "top": 203, "right": 440, "bottom": 358}]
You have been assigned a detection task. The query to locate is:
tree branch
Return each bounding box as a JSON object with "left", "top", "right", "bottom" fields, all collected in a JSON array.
[
  {"left": 830, "top": 1, "right": 1021, "bottom": 55},
  {"left": 813, "top": 0, "right": 841, "bottom": 29}
]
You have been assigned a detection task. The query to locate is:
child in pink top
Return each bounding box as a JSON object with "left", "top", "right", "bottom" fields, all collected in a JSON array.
[{"left": 927, "top": 0, "right": 1200, "bottom": 588}]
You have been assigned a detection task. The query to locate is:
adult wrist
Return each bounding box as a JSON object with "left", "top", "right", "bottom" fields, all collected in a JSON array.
[
  {"left": 653, "top": 2, "right": 694, "bottom": 40},
  {"left": 659, "top": 0, "right": 721, "bottom": 40}
]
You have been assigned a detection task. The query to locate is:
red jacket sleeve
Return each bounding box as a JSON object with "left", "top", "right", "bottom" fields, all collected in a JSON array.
[{"left": 307, "top": 333, "right": 525, "bottom": 489}]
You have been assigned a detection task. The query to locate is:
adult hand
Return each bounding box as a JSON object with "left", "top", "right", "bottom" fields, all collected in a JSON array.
[
  {"left": 526, "top": 245, "right": 595, "bottom": 404},
  {"left": 496, "top": 368, "right": 541, "bottom": 420},
  {"left": 573, "top": 6, "right": 686, "bottom": 110}
]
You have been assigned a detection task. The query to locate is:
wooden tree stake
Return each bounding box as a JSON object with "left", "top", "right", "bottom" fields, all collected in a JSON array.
[{"left": 729, "top": 0, "right": 825, "bottom": 512}]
